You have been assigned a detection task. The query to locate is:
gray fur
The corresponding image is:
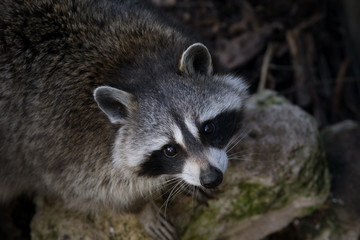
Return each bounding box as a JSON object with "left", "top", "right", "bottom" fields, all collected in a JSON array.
[
  {"left": 0, "top": 0, "right": 248, "bottom": 238},
  {"left": 94, "top": 86, "right": 137, "bottom": 124},
  {"left": 179, "top": 43, "right": 213, "bottom": 76}
]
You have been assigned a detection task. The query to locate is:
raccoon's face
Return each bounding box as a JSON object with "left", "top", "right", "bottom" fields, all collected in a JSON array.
[{"left": 94, "top": 43, "right": 248, "bottom": 189}]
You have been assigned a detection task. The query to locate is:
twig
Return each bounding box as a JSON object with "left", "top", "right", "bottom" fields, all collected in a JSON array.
[
  {"left": 286, "top": 16, "right": 322, "bottom": 107},
  {"left": 295, "top": 13, "right": 324, "bottom": 33},
  {"left": 267, "top": 72, "right": 276, "bottom": 90},
  {"left": 241, "top": 1, "right": 260, "bottom": 30},
  {"left": 286, "top": 30, "right": 312, "bottom": 106},
  {"left": 258, "top": 43, "right": 274, "bottom": 93},
  {"left": 332, "top": 59, "right": 349, "bottom": 120},
  {"left": 269, "top": 64, "right": 293, "bottom": 71}
]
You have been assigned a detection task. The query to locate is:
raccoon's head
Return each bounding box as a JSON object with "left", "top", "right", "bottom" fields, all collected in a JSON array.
[{"left": 94, "top": 43, "right": 248, "bottom": 189}]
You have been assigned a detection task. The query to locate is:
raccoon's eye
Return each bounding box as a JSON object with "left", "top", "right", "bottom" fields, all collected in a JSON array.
[
  {"left": 203, "top": 122, "right": 215, "bottom": 134},
  {"left": 163, "top": 145, "right": 178, "bottom": 158}
]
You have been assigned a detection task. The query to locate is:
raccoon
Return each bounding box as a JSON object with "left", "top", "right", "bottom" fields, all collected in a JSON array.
[{"left": 0, "top": 0, "right": 248, "bottom": 239}]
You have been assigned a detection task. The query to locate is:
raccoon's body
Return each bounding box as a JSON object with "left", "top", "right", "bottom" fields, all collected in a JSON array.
[{"left": 0, "top": 0, "right": 248, "bottom": 238}]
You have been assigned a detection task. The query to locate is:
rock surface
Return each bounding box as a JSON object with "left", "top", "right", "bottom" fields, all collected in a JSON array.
[
  {"left": 324, "top": 120, "right": 360, "bottom": 227},
  {"left": 31, "top": 90, "right": 329, "bottom": 240},
  {"left": 324, "top": 120, "right": 360, "bottom": 240},
  {"left": 31, "top": 196, "right": 149, "bottom": 240},
  {"left": 284, "top": 120, "right": 360, "bottom": 240}
]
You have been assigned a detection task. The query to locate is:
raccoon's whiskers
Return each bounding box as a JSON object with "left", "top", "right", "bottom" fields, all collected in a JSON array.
[
  {"left": 226, "top": 131, "right": 249, "bottom": 153},
  {"left": 226, "top": 128, "right": 250, "bottom": 154},
  {"left": 226, "top": 127, "right": 248, "bottom": 150},
  {"left": 227, "top": 149, "right": 253, "bottom": 159},
  {"left": 151, "top": 177, "right": 179, "bottom": 201},
  {"left": 161, "top": 180, "right": 187, "bottom": 217},
  {"left": 160, "top": 180, "right": 183, "bottom": 216},
  {"left": 155, "top": 177, "right": 180, "bottom": 188},
  {"left": 228, "top": 151, "right": 277, "bottom": 163},
  {"left": 155, "top": 177, "right": 182, "bottom": 200},
  {"left": 227, "top": 148, "right": 266, "bottom": 164},
  {"left": 227, "top": 156, "right": 251, "bottom": 162}
]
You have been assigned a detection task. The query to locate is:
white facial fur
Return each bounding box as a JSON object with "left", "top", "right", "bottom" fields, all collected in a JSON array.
[
  {"left": 112, "top": 126, "right": 169, "bottom": 170},
  {"left": 199, "top": 75, "right": 246, "bottom": 123},
  {"left": 180, "top": 148, "right": 228, "bottom": 187},
  {"left": 181, "top": 161, "right": 201, "bottom": 186},
  {"left": 184, "top": 117, "right": 200, "bottom": 140},
  {"left": 172, "top": 124, "right": 186, "bottom": 148},
  {"left": 207, "top": 148, "right": 228, "bottom": 173}
]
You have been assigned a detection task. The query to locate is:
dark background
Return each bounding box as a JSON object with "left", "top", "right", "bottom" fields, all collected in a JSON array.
[{"left": 156, "top": 0, "right": 360, "bottom": 128}]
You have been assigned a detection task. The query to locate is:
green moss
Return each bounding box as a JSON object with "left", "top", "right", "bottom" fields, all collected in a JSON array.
[
  {"left": 291, "top": 142, "right": 329, "bottom": 199},
  {"left": 181, "top": 108, "right": 330, "bottom": 239},
  {"left": 228, "top": 182, "right": 288, "bottom": 220},
  {"left": 294, "top": 206, "right": 345, "bottom": 240},
  {"left": 256, "top": 93, "right": 288, "bottom": 107},
  {"left": 181, "top": 205, "right": 219, "bottom": 240},
  {"left": 229, "top": 145, "right": 329, "bottom": 221},
  {"left": 303, "top": 205, "right": 324, "bottom": 217},
  {"left": 288, "top": 145, "right": 305, "bottom": 160},
  {"left": 315, "top": 141, "right": 331, "bottom": 196}
]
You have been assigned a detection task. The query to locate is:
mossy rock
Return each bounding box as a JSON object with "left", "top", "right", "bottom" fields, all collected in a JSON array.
[
  {"left": 174, "top": 90, "right": 329, "bottom": 240},
  {"left": 31, "top": 196, "right": 150, "bottom": 240},
  {"left": 31, "top": 90, "right": 329, "bottom": 240}
]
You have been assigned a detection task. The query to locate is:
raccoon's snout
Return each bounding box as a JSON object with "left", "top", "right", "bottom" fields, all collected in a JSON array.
[{"left": 200, "top": 165, "right": 223, "bottom": 189}]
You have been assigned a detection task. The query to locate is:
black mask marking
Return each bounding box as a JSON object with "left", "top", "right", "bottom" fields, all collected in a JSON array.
[
  {"left": 199, "top": 110, "right": 243, "bottom": 149},
  {"left": 171, "top": 111, "right": 203, "bottom": 154},
  {"left": 138, "top": 144, "right": 187, "bottom": 177}
]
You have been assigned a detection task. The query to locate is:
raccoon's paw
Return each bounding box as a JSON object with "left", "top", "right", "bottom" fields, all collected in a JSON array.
[{"left": 138, "top": 202, "right": 179, "bottom": 240}]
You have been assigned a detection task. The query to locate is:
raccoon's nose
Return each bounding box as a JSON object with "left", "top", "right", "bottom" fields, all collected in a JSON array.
[{"left": 200, "top": 166, "right": 223, "bottom": 189}]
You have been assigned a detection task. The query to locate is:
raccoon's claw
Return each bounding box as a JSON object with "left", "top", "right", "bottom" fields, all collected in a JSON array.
[
  {"left": 139, "top": 202, "right": 179, "bottom": 240},
  {"left": 146, "top": 214, "right": 178, "bottom": 240}
]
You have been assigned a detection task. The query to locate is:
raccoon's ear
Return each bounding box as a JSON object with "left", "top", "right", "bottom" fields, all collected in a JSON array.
[
  {"left": 93, "top": 86, "right": 136, "bottom": 124},
  {"left": 179, "top": 43, "right": 213, "bottom": 76}
]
